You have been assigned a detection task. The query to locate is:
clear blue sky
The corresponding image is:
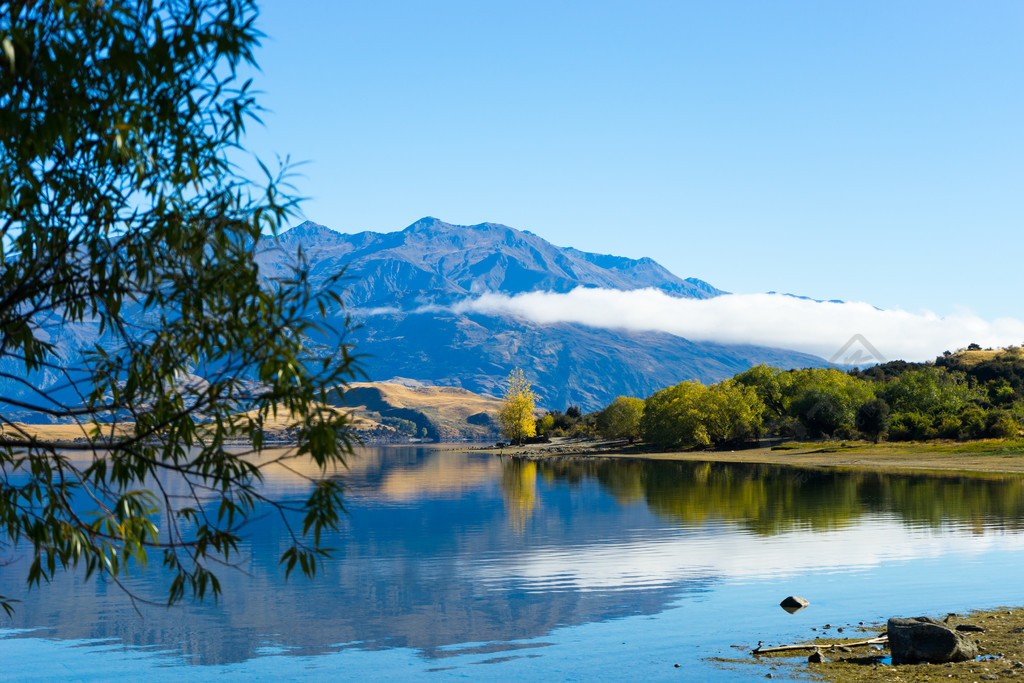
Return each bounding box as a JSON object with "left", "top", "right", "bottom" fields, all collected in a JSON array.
[{"left": 242, "top": 0, "right": 1023, "bottom": 321}]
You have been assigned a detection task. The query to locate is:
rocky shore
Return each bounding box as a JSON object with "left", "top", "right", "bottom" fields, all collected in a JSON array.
[{"left": 735, "top": 607, "right": 1024, "bottom": 681}]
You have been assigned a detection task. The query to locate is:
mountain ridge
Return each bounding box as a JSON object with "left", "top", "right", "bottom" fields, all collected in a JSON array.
[
  {"left": 263, "top": 217, "right": 827, "bottom": 410},
  {"left": 259, "top": 217, "right": 726, "bottom": 310},
  {"left": 0, "top": 217, "right": 831, "bottom": 422}
]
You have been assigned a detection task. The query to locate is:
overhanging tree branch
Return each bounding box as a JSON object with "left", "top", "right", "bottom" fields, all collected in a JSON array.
[{"left": 0, "top": 0, "right": 360, "bottom": 613}]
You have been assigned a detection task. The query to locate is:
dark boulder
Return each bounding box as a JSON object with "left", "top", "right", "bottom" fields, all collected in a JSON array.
[
  {"left": 887, "top": 616, "right": 979, "bottom": 664},
  {"left": 779, "top": 596, "right": 810, "bottom": 613}
]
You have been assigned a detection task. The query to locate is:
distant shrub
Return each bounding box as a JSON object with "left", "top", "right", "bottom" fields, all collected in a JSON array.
[
  {"left": 936, "top": 416, "right": 962, "bottom": 440},
  {"left": 855, "top": 398, "right": 890, "bottom": 443},
  {"left": 889, "top": 411, "right": 935, "bottom": 441},
  {"left": 986, "top": 411, "right": 1020, "bottom": 439},
  {"left": 959, "top": 407, "right": 988, "bottom": 440},
  {"left": 467, "top": 412, "right": 492, "bottom": 426},
  {"left": 595, "top": 396, "right": 644, "bottom": 441},
  {"left": 535, "top": 413, "right": 556, "bottom": 435}
]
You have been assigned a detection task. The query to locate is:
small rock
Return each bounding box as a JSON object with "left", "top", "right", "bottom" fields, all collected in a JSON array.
[
  {"left": 956, "top": 624, "right": 985, "bottom": 632},
  {"left": 674, "top": 664, "right": 680, "bottom": 668},
  {"left": 808, "top": 650, "right": 826, "bottom": 663},
  {"left": 779, "top": 596, "right": 810, "bottom": 613},
  {"left": 981, "top": 675, "right": 999, "bottom": 680}
]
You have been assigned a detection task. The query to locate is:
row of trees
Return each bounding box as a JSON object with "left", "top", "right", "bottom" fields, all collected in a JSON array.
[{"left": 585, "top": 347, "right": 1024, "bottom": 449}]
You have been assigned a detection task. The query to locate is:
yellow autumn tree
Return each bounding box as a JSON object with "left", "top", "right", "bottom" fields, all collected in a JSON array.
[{"left": 498, "top": 368, "right": 537, "bottom": 445}]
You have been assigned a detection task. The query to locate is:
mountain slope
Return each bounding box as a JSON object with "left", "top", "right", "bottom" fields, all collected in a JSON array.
[
  {"left": 257, "top": 217, "right": 725, "bottom": 309},
  {"left": 266, "top": 217, "right": 828, "bottom": 411},
  {"left": 1, "top": 217, "right": 828, "bottom": 423},
  {"left": 343, "top": 311, "right": 826, "bottom": 410}
]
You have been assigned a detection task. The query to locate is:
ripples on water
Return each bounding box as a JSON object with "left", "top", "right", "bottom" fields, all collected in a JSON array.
[{"left": 2, "top": 446, "right": 1024, "bottom": 679}]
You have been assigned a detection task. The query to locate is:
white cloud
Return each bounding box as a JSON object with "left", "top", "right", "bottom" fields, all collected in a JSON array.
[{"left": 438, "top": 288, "right": 1024, "bottom": 362}]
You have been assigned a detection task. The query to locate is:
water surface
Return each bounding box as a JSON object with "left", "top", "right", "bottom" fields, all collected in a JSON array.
[{"left": 2, "top": 447, "right": 1024, "bottom": 680}]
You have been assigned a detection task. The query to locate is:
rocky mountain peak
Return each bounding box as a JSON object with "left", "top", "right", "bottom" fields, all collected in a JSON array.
[{"left": 267, "top": 217, "right": 726, "bottom": 309}]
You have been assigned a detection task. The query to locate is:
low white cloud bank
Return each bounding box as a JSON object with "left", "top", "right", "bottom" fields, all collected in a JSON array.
[{"left": 444, "top": 288, "right": 1024, "bottom": 362}]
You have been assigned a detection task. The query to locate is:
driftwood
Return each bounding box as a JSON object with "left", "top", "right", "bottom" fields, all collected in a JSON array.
[{"left": 752, "top": 635, "right": 887, "bottom": 655}]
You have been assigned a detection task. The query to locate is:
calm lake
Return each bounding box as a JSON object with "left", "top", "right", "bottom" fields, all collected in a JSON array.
[{"left": 3, "top": 446, "right": 1024, "bottom": 680}]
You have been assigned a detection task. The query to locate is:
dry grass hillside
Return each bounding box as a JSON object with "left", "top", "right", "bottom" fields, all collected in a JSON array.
[
  {"left": 335, "top": 382, "right": 504, "bottom": 441},
  {"left": 7, "top": 382, "right": 505, "bottom": 445},
  {"left": 949, "top": 345, "right": 1024, "bottom": 366}
]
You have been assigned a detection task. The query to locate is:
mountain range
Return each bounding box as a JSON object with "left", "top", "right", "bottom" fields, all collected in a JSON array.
[
  {"left": 260, "top": 217, "right": 826, "bottom": 410},
  {"left": 256, "top": 217, "right": 724, "bottom": 309},
  {"left": 2, "top": 217, "right": 828, "bottom": 423}
]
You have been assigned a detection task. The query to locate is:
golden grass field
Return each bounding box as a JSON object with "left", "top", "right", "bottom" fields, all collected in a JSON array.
[
  {"left": 5, "top": 381, "right": 504, "bottom": 444},
  {"left": 341, "top": 381, "right": 504, "bottom": 440}
]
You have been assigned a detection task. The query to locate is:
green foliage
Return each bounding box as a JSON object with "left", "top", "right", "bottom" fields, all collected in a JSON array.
[
  {"left": 734, "top": 365, "right": 792, "bottom": 419},
  {"left": 793, "top": 388, "right": 850, "bottom": 438},
  {"left": 498, "top": 368, "right": 537, "bottom": 445},
  {"left": 958, "top": 407, "right": 989, "bottom": 440},
  {"left": 535, "top": 413, "right": 556, "bottom": 435},
  {"left": 987, "top": 411, "right": 1021, "bottom": 439},
  {"left": 702, "top": 380, "right": 765, "bottom": 446},
  {"left": 641, "top": 346, "right": 1024, "bottom": 447},
  {"left": 466, "top": 412, "right": 492, "bottom": 427},
  {"left": 535, "top": 406, "right": 594, "bottom": 438},
  {"left": 856, "top": 398, "right": 891, "bottom": 443},
  {"left": 889, "top": 411, "right": 937, "bottom": 441},
  {"left": 878, "top": 368, "right": 981, "bottom": 418},
  {"left": 595, "top": 396, "right": 644, "bottom": 441},
  {"left": 640, "top": 380, "right": 763, "bottom": 450},
  {"left": 640, "top": 382, "right": 708, "bottom": 449},
  {"left": 788, "top": 368, "right": 875, "bottom": 438},
  {"left": 991, "top": 381, "right": 1018, "bottom": 406},
  {"left": 381, "top": 417, "right": 418, "bottom": 435},
  {"left": 0, "top": 0, "right": 358, "bottom": 611},
  {"left": 936, "top": 415, "right": 963, "bottom": 440}
]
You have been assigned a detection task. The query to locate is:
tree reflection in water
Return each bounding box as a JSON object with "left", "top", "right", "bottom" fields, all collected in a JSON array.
[{"left": 526, "top": 457, "right": 1024, "bottom": 534}]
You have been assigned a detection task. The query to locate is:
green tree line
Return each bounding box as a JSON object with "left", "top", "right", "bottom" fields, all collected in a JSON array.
[{"left": 586, "top": 346, "right": 1024, "bottom": 449}]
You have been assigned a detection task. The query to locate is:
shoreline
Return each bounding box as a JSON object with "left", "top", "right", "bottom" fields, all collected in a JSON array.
[
  {"left": 451, "top": 437, "right": 1024, "bottom": 476},
  {"left": 727, "top": 606, "right": 1024, "bottom": 681},
  {"left": 14, "top": 423, "right": 1024, "bottom": 476}
]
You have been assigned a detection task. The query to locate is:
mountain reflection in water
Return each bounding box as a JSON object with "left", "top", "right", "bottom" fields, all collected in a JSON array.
[{"left": 1, "top": 446, "right": 1022, "bottom": 669}]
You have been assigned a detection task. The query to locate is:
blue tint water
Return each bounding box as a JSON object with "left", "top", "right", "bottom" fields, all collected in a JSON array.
[{"left": 2, "top": 447, "right": 1024, "bottom": 680}]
